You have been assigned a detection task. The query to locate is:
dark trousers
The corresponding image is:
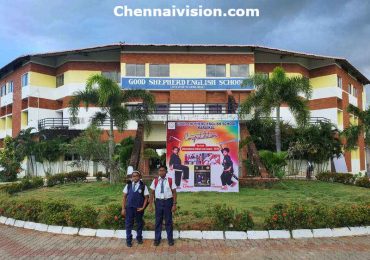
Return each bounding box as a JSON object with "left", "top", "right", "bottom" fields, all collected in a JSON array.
[
  {"left": 174, "top": 170, "right": 182, "bottom": 186},
  {"left": 125, "top": 207, "right": 144, "bottom": 242},
  {"left": 155, "top": 198, "right": 173, "bottom": 242},
  {"left": 173, "top": 164, "right": 189, "bottom": 180},
  {"left": 221, "top": 171, "right": 233, "bottom": 186}
]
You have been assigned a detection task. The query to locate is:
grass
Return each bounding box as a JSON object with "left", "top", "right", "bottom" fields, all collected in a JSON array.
[{"left": 2, "top": 180, "right": 370, "bottom": 229}]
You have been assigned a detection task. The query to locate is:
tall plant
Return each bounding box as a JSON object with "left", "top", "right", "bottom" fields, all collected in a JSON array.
[
  {"left": 69, "top": 74, "right": 155, "bottom": 183},
  {"left": 15, "top": 127, "right": 38, "bottom": 176},
  {"left": 0, "top": 136, "right": 23, "bottom": 182},
  {"left": 240, "top": 67, "right": 312, "bottom": 152},
  {"left": 342, "top": 104, "right": 370, "bottom": 149}
]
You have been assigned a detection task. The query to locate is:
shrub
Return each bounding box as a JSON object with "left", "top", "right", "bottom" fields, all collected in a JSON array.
[
  {"left": 99, "top": 203, "right": 125, "bottom": 230},
  {"left": 38, "top": 200, "right": 73, "bottom": 225},
  {"left": 96, "top": 172, "right": 103, "bottom": 181},
  {"left": 264, "top": 203, "right": 370, "bottom": 230},
  {"left": 46, "top": 171, "right": 88, "bottom": 187},
  {"left": 259, "top": 150, "right": 287, "bottom": 177},
  {"left": 355, "top": 177, "right": 370, "bottom": 188},
  {"left": 65, "top": 205, "right": 99, "bottom": 228},
  {"left": 316, "top": 172, "right": 363, "bottom": 186},
  {"left": 0, "top": 177, "right": 44, "bottom": 194},
  {"left": 210, "top": 204, "right": 254, "bottom": 231}
]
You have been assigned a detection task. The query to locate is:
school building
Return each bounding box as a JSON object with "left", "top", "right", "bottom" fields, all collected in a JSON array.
[{"left": 0, "top": 43, "right": 368, "bottom": 176}]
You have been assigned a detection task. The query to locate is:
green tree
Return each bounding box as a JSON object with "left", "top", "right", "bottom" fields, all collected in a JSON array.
[
  {"left": 240, "top": 67, "right": 312, "bottom": 152},
  {"left": 0, "top": 136, "right": 24, "bottom": 182},
  {"left": 342, "top": 104, "right": 370, "bottom": 150},
  {"left": 69, "top": 74, "right": 155, "bottom": 183},
  {"left": 15, "top": 127, "right": 38, "bottom": 177},
  {"left": 116, "top": 137, "right": 134, "bottom": 171},
  {"left": 35, "top": 138, "right": 65, "bottom": 175}
]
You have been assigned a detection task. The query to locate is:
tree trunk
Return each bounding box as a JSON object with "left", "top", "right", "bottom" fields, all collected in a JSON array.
[
  {"left": 275, "top": 106, "right": 282, "bottom": 152},
  {"left": 108, "top": 117, "right": 115, "bottom": 184}
]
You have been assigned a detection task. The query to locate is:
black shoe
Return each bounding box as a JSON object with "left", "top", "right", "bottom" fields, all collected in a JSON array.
[
  {"left": 126, "top": 241, "right": 132, "bottom": 247},
  {"left": 153, "top": 240, "right": 160, "bottom": 246},
  {"left": 168, "top": 240, "right": 174, "bottom": 246},
  {"left": 137, "top": 239, "right": 143, "bottom": 244}
]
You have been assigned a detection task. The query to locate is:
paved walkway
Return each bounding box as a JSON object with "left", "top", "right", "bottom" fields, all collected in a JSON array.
[{"left": 0, "top": 225, "right": 369, "bottom": 259}]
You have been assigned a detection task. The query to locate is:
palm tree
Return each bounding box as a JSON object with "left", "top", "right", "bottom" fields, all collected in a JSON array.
[
  {"left": 69, "top": 74, "right": 155, "bottom": 183},
  {"left": 240, "top": 66, "right": 312, "bottom": 152},
  {"left": 342, "top": 104, "right": 370, "bottom": 150}
]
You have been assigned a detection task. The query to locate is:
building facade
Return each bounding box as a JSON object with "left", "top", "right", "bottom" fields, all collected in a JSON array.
[{"left": 0, "top": 44, "right": 368, "bottom": 175}]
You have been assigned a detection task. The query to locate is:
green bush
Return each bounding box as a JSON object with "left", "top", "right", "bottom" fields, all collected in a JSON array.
[
  {"left": 210, "top": 204, "right": 254, "bottom": 231},
  {"left": 0, "top": 177, "right": 44, "bottom": 194},
  {"left": 96, "top": 172, "right": 103, "bottom": 181},
  {"left": 264, "top": 203, "right": 370, "bottom": 230},
  {"left": 99, "top": 203, "right": 125, "bottom": 230},
  {"left": 259, "top": 150, "right": 287, "bottom": 178},
  {"left": 355, "top": 177, "right": 370, "bottom": 188},
  {"left": 316, "top": 172, "right": 361, "bottom": 186},
  {"left": 46, "top": 171, "right": 88, "bottom": 187},
  {"left": 65, "top": 205, "right": 99, "bottom": 228},
  {"left": 38, "top": 200, "right": 73, "bottom": 225}
]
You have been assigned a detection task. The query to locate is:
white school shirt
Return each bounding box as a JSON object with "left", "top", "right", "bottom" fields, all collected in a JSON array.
[
  {"left": 150, "top": 176, "right": 176, "bottom": 199},
  {"left": 123, "top": 181, "right": 149, "bottom": 196}
]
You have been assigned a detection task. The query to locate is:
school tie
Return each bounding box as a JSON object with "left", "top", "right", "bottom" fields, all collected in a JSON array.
[{"left": 160, "top": 178, "right": 164, "bottom": 193}]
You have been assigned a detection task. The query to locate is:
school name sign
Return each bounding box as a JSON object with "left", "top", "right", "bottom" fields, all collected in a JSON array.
[{"left": 121, "top": 77, "right": 253, "bottom": 90}]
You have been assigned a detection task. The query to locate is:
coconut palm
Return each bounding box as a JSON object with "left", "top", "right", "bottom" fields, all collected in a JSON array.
[
  {"left": 15, "top": 127, "right": 38, "bottom": 176},
  {"left": 342, "top": 104, "right": 370, "bottom": 149},
  {"left": 240, "top": 66, "right": 312, "bottom": 152},
  {"left": 69, "top": 74, "right": 155, "bottom": 183}
]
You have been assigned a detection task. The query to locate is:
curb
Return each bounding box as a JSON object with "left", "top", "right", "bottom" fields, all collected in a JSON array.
[{"left": 0, "top": 216, "right": 369, "bottom": 240}]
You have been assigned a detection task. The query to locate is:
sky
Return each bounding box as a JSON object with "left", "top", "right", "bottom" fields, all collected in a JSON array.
[{"left": 1, "top": 0, "right": 369, "bottom": 100}]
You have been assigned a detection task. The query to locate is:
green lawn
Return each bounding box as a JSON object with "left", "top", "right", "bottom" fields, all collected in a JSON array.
[{"left": 3, "top": 180, "right": 370, "bottom": 229}]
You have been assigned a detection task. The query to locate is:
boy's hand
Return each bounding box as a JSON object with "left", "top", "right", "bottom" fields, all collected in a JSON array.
[
  {"left": 137, "top": 207, "right": 144, "bottom": 212},
  {"left": 121, "top": 209, "right": 126, "bottom": 217},
  {"left": 149, "top": 204, "right": 154, "bottom": 212},
  {"left": 171, "top": 204, "right": 177, "bottom": 213}
]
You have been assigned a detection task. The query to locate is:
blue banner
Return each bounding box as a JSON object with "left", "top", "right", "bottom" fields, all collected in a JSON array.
[{"left": 121, "top": 77, "right": 253, "bottom": 90}]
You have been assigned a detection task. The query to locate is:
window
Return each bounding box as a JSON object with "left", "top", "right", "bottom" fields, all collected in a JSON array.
[
  {"left": 56, "top": 74, "right": 64, "bottom": 87},
  {"left": 206, "top": 65, "right": 226, "bottom": 77},
  {"left": 8, "top": 81, "right": 13, "bottom": 93},
  {"left": 347, "top": 84, "right": 352, "bottom": 94},
  {"left": 126, "top": 64, "right": 145, "bottom": 77},
  {"left": 149, "top": 64, "right": 169, "bottom": 77},
  {"left": 230, "top": 65, "right": 249, "bottom": 77},
  {"left": 21, "top": 73, "right": 29, "bottom": 87},
  {"left": 353, "top": 87, "right": 357, "bottom": 97},
  {"left": 0, "top": 85, "right": 6, "bottom": 96},
  {"left": 337, "top": 76, "right": 342, "bottom": 89},
  {"left": 102, "top": 71, "right": 121, "bottom": 83}
]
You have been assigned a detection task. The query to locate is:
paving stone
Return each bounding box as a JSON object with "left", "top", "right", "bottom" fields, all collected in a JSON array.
[
  {"left": 13, "top": 220, "right": 26, "bottom": 228},
  {"left": 5, "top": 218, "right": 15, "bottom": 226},
  {"left": 312, "top": 228, "right": 333, "bottom": 238},
  {"left": 0, "top": 216, "right": 7, "bottom": 224},
  {"left": 23, "top": 221, "right": 37, "bottom": 230},
  {"left": 61, "top": 227, "right": 79, "bottom": 235},
  {"left": 269, "top": 230, "right": 291, "bottom": 239},
  {"left": 179, "top": 230, "right": 202, "bottom": 239},
  {"left": 225, "top": 231, "right": 247, "bottom": 240},
  {"left": 332, "top": 227, "right": 352, "bottom": 237},
  {"left": 79, "top": 228, "right": 97, "bottom": 237},
  {"left": 47, "top": 225, "right": 63, "bottom": 234},
  {"left": 349, "top": 227, "right": 368, "bottom": 236},
  {"left": 247, "top": 231, "right": 269, "bottom": 240},
  {"left": 34, "top": 223, "right": 48, "bottom": 232},
  {"left": 292, "top": 229, "right": 313, "bottom": 239},
  {"left": 142, "top": 231, "right": 155, "bottom": 239},
  {"left": 96, "top": 229, "right": 115, "bottom": 238},
  {"left": 202, "top": 231, "right": 224, "bottom": 239}
]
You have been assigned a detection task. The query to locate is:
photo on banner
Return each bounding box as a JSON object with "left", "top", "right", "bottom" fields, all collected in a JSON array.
[{"left": 166, "top": 120, "right": 239, "bottom": 192}]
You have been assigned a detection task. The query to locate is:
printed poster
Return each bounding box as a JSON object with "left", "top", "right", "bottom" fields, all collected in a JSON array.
[{"left": 166, "top": 121, "right": 239, "bottom": 192}]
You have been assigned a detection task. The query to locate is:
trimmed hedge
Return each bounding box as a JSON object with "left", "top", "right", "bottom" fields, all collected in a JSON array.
[
  {"left": 316, "top": 172, "right": 370, "bottom": 188},
  {"left": 0, "top": 199, "right": 98, "bottom": 228},
  {"left": 0, "top": 177, "right": 44, "bottom": 194},
  {"left": 264, "top": 203, "right": 370, "bottom": 230},
  {"left": 46, "top": 171, "right": 88, "bottom": 187}
]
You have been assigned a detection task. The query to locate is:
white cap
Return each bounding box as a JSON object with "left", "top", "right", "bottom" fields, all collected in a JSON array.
[{"left": 127, "top": 166, "right": 133, "bottom": 175}]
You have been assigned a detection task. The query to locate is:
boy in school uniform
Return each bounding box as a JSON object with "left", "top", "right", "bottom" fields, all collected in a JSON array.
[
  {"left": 220, "top": 148, "right": 237, "bottom": 190},
  {"left": 149, "top": 165, "right": 177, "bottom": 246},
  {"left": 121, "top": 170, "right": 149, "bottom": 247}
]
